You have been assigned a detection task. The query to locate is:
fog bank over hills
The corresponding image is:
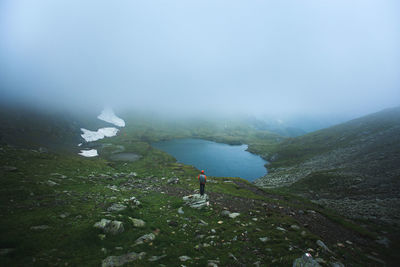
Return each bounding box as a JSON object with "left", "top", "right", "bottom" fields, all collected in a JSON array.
[{"left": 1, "top": 0, "right": 399, "bottom": 120}]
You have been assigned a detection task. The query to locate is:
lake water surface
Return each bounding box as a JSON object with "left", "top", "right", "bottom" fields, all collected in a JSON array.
[{"left": 152, "top": 138, "right": 267, "bottom": 181}]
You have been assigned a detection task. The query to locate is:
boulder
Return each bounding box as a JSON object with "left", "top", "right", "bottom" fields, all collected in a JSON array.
[
  {"left": 134, "top": 233, "right": 155, "bottom": 245},
  {"left": 94, "top": 219, "right": 124, "bottom": 235},
  {"left": 292, "top": 253, "right": 321, "bottom": 267},
  {"left": 128, "top": 217, "right": 145, "bottom": 228},
  {"left": 167, "top": 177, "right": 179, "bottom": 184},
  {"left": 107, "top": 203, "right": 127, "bottom": 212},
  {"left": 102, "top": 252, "right": 146, "bottom": 267},
  {"left": 183, "top": 194, "right": 209, "bottom": 209},
  {"left": 124, "top": 196, "right": 141, "bottom": 207}
]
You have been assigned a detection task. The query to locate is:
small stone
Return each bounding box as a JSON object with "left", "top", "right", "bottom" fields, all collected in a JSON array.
[
  {"left": 345, "top": 240, "right": 353, "bottom": 245},
  {"left": 178, "top": 207, "right": 184, "bottom": 214},
  {"left": 221, "top": 210, "right": 231, "bottom": 217},
  {"left": 217, "top": 221, "right": 223, "bottom": 224},
  {"left": 179, "top": 255, "right": 191, "bottom": 262},
  {"left": 98, "top": 234, "right": 106, "bottom": 240},
  {"left": 46, "top": 180, "right": 58, "bottom": 186},
  {"left": 0, "top": 248, "right": 15, "bottom": 256},
  {"left": 102, "top": 252, "right": 146, "bottom": 267},
  {"left": 316, "top": 240, "right": 332, "bottom": 253},
  {"left": 128, "top": 217, "right": 145, "bottom": 228},
  {"left": 148, "top": 255, "right": 167, "bottom": 262},
  {"left": 199, "top": 220, "right": 208, "bottom": 226},
  {"left": 276, "top": 227, "right": 286, "bottom": 232},
  {"left": 228, "top": 253, "right": 238, "bottom": 261},
  {"left": 107, "top": 203, "right": 127, "bottom": 212},
  {"left": 59, "top": 213, "right": 70, "bottom": 219},
  {"left": 134, "top": 233, "right": 155, "bottom": 245},
  {"left": 259, "top": 237, "right": 269, "bottom": 242},
  {"left": 228, "top": 213, "right": 240, "bottom": 219},
  {"left": 2, "top": 166, "right": 17, "bottom": 172},
  {"left": 30, "top": 225, "right": 50, "bottom": 230},
  {"left": 291, "top": 224, "right": 300, "bottom": 230},
  {"left": 330, "top": 261, "right": 345, "bottom": 267}
]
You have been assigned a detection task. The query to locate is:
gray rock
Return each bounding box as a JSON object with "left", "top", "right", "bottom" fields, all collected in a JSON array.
[
  {"left": 94, "top": 219, "right": 124, "bottom": 235},
  {"left": 168, "top": 177, "right": 180, "bottom": 184},
  {"left": 228, "top": 253, "right": 238, "bottom": 261},
  {"left": 376, "top": 236, "right": 390, "bottom": 248},
  {"left": 292, "top": 253, "right": 321, "bottom": 267},
  {"left": 2, "top": 166, "right": 17, "bottom": 172},
  {"left": 107, "top": 203, "right": 127, "bottom": 212},
  {"left": 183, "top": 194, "right": 209, "bottom": 209},
  {"left": 330, "top": 261, "right": 345, "bottom": 267},
  {"left": 102, "top": 251, "right": 146, "bottom": 267},
  {"left": 127, "top": 172, "right": 137, "bottom": 178},
  {"left": 221, "top": 210, "right": 231, "bottom": 217},
  {"left": 46, "top": 180, "right": 58, "bottom": 186},
  {"left": 148, "top": 254, "right": 167, "bottom": 262},
  {"left": 179, "top": 255, "right": 191, "bottom": 262},
  {"left": 124, "top": 196, "right": 141, "bottom": 207},
  {"left": 316, "top": 240, "right": 332, "bottom": 253},
  {"left": 0, "top": 248, "right": 15, "bottom": 255},
  {"left": 228, "top": 212, "right": 240, "bottom": 219},
  {"left": 291, "top": 224, "right": 300, "bottom": 230},
  {"left": 134, "top": 233, "right": 155, "bottom": 245},
  {"left": 128, "top": 217, "right": 145, "bottom": 228},
  {"left": 30, "top": 225, "right": 50, "bottom": 230},
  {"left": 178, "top": 207, "right": 184, "bottom": 214},
  {"left": 259, "top": 237, "right": 269, "bottom": 242}
]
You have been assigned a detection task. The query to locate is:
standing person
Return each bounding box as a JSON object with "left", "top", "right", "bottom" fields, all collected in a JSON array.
[{"left": 198, "top": 170, "right": 207, "bottom": 196}]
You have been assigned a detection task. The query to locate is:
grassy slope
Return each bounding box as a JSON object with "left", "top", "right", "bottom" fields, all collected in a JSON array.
[
  {"left": 1, "top": 145, "right": 396, "bottom": 266},
  {"left": 0, "top": 108, "right": 398, "bottom": 266}
]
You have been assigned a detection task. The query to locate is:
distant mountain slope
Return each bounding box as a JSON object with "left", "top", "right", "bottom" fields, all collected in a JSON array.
[{"left": 255, "top": 106, "right": 400, "bottom": 225}]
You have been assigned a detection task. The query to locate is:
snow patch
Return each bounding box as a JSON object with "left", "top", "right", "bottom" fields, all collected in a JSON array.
[
  {"left": 81, "top": 127, "right": 119, "bottom": 142},
  {"left": 78, "top": 149, "right": 98, "bottom": 157},
  {"left": 98, "top": 108, "right": 125, "bottom": 127}
]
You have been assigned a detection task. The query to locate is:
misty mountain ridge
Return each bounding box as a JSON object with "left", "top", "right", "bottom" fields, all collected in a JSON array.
[{"left": 255, "top": 106, "right": 400, "bottom": 225}]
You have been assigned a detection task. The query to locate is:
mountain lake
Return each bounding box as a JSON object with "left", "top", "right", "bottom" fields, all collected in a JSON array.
[{"left": 152, "top": 138, "right": 267, "bottom": 181}]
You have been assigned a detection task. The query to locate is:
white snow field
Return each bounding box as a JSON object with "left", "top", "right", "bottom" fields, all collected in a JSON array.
[
  {"left": 78, "top": 149, "right": 98, "bottom": 157},
  {"left": 97, "top": 108, "right": 125, "bottom": 127},
  {"left": 78, "top": 108, "right": 125, "bottom": 157},
  {"left": 80, "top": 127, "right": 119, "bottom": 142}
]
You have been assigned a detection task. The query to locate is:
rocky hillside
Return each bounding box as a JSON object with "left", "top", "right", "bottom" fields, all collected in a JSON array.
[
  {"left": 255, "top": 107, "right": 400, "bottom": 226},
  {"left": 1, "top": 145, "right": 398, "bottom": 266},
  {"left": 1, "top": 107, "right": 399, "bottom": 265}
]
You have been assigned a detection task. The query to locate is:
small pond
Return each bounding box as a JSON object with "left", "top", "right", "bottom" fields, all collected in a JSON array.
[{"left": 152, "top": 138, "right": 267, "bottom": 181}]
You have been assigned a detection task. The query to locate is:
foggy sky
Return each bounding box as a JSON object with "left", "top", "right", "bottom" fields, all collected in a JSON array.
[{"left": 0, "top": 0, "right": 399, "bottom": 117}]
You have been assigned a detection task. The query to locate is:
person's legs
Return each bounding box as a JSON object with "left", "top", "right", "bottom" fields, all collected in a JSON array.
[{"left": 200, "top": 184, "right": 204, "bottom": 195}]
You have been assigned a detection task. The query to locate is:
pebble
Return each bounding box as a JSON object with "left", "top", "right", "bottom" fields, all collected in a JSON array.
[{"left": 179, "top": 255, "right": 191, "bottom": 262}]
